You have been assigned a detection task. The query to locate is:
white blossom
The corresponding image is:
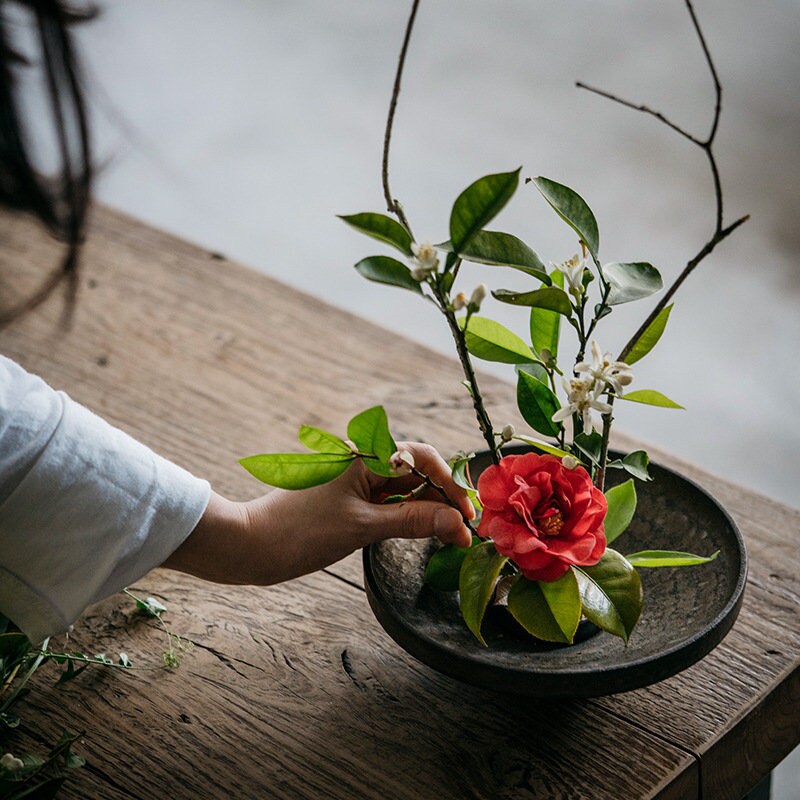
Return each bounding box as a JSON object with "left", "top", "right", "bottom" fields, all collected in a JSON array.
[
  {"left": 551, "top": 376, "right": 613, "bottom": 435},
  {"left": 576, "top": 340, "right": 633, "bottom": 396},
  {"left": 0, "top": 753, "right": 24, "bottom": 772},
  {"left": 562, "top": 254, "right": 586, "bottom": 297},
  {"left": 389, "top": 449, "right": 415, "bottom": 476},
  {"left": 500, "top": 424, "right": 515, "bottom": 442},
  {"left": 409, "top": 241, "right": 439, "bottom": 280},
  {"left": 562, "top": 454, "right": 579, "bottom": 470}
]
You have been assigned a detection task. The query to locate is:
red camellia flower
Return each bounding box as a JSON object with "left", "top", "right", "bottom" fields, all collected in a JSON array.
[{"left": 477, "top": 452, "right": 607, "bottom": 582}]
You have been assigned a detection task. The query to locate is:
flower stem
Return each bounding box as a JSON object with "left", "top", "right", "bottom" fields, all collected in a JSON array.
[
  {"left": 434, "top": 284, "right": 500, "bottom": 465},
  {"left": 410, "top": 465, "right": 477, "bottom": 534}
]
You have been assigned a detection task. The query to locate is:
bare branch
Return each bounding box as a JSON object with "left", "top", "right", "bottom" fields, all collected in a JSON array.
[
  {"left": 575, "top": 81, "right": 701, "bottom": 146},
  {"left": 381, "top": 0, "right": 420, "bottom": 235}
]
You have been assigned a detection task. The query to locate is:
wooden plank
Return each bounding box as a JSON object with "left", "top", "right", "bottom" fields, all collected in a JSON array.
[
  {"left": 0, "top": 204, "right": 793, "bottom": 797},
  {"left": 9, "top": 570, "right": 697, "bottom": 800}
]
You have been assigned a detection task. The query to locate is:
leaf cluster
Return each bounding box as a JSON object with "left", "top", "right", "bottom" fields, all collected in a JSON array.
[{"left": 425, "top": 478, "right": 716, "bottom": 646}]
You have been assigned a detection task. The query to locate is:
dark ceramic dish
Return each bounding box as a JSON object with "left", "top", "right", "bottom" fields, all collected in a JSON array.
[{"left": 363, "top": 446, "right": 747, "bottom": 698}]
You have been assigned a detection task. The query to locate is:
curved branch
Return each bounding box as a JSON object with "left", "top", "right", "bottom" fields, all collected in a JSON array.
[{"left": 381, "top": 0, "right": 421, "bottom": 236}]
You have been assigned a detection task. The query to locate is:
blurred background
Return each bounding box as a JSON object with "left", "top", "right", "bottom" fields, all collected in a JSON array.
[{"left": 36, "top": 0, "right": 800, "bottom": 792}]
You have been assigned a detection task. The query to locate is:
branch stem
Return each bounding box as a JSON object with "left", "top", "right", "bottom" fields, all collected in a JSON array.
[{"left": 381, "top": 0, "right": 421, "bottom": 234}]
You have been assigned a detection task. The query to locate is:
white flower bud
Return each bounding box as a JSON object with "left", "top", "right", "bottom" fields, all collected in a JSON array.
[
  {"left": 469, "top": 283, "right": 487, "bottom": 310},
  {"left": 389, "top": 449, "right": 415, "bottom": 476},
  {"left": 562, "top": 455, "right": 579, "bottom": 470},
  {"left": 500, "top": 424, "right": 515, "bottom": 442},
  {"left": 452, "top": 291, "right": 468, "bottom": 311},
  {"left": 0, "top": 754, "right": 24, "bottom": 772}
]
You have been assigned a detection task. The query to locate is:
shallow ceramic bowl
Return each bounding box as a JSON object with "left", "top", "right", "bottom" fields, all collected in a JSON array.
[{"left": 363, "top": 446, "right": 747, "bottom": 697}]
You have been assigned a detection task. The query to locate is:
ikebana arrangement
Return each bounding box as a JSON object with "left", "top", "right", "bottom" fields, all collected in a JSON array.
[{"left": 241, "top": 0, "right": 748, "bottom": 650}]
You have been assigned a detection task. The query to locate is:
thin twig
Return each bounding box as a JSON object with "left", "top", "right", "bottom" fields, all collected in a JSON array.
[
  {"left": 410, "top": 465, "right": 477, "bottom": 534},
  {"left": 381, "top": 0, "right": 420, "bottom": 235},
  {"left": 579, "top": 0, "right": 748, "bottom": 490}
]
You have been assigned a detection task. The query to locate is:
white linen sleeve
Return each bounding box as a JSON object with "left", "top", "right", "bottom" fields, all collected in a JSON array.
[{"left": 0, "top": 355, "right": 211, "bottom": 643}]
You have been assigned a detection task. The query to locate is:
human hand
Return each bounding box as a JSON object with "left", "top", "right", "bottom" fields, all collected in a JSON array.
[{"left": 162, "top": 442, "right": 474, "bottom": 586}]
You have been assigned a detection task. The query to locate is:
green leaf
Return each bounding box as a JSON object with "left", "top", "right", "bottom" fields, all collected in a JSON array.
[
  {"left": 297, "top": 425, "right": 352, "bottom": 455},
  {"left": 138, "top": 596, "right": 167, "bottom": 617},
  {"left": 0, "top": 632, "right": 30, "bottom": 661},
  {"left": 239, "top": 452, "right": 354, "bottom": 489},
  {"left": 604, "top": 262, "right": 663, "bottom": 305},
  {"left": 625, "top": 549, "right": 720, "bottom": 568},
  {"left": 448, "top": 230, "right": 549, "bottom": 283},
  {"left": 450, "top": 169, "right": 521, "bottom": 253},
  {"left": 347, "top": 406, "right": 396, "bottom": 463},
  {"left": 506, "top": 571, "right": 582, "bottom": 644},
  {"left": 530, "top": 269, "right": 564, "bottom": 361},
  {"left": 459, "top": 316, "right": 536, "bottom": 364},
  {"left": 492, "top": 286, "right": 572, "bottom": 317},
  {"left": 531, "top": 176, "right": 599, "bottom": 258},
  {"left": 625, "top": 304, "right": 674, "bottom": 365},
  {"left": 619, "top": 390, "right": 684, "bottom": 409},
  {"left": 604, "top": 479, "right": 637, "bottom": 544},
  {"left": 338, "top": 212, "right": 413, "bottom": 255},
  {"left": 574, "top": 550, "right": 643, "bottom": 643},
  {"left": 517, "top": 370, "right": 561, "bottom": 437},
  {"left": 574, "top": 431, "right": 603, "bottom": 464},
  {"left": 354, "top": 256, "right": 423, "bottom": 294},
  {"left": 510, "top": 434, "right": 576, "bottom": 460},
  {"left": 450, "top": 452, "right": 481, "bottom": 509},
  {"left": 424, "top": 538, "right": 480, "bottom": 591},
  {"left": 621, "top": 450, "right": 652, "bottom": 481},
  {"left": 459, "top": 542, "right": 508, "bottom": 646}
]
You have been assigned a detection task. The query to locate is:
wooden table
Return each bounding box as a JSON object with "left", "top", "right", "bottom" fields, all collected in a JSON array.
[{"left": 1, "top": 207, "right": 798, "bottom": 800}]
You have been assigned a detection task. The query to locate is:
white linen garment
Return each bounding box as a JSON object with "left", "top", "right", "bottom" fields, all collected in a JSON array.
[{"left": 0, "top": 355, "right": 210, "bottom": 643}]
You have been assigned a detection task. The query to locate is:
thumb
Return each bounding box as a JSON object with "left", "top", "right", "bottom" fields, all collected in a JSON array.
[{"left": 369, "top": 500, "right": 471, "bottom": 547}]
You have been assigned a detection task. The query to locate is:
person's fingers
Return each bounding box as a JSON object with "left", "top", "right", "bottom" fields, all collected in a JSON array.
[
  {"left": 363, "top": 499, "right": 471, "bottom": 548},
  {"left": 395, "top": 442, "right": 476, "bottom": 520}
]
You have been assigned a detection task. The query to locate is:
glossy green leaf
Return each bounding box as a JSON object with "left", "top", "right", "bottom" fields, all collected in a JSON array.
[
  {"left": 338, "top": 212, "right": 413, "bottom": 255},
  {"left": 298, "top": 425, "right": 352, "bottom": 455},
  {"left": 622, "top": 450, "right": 652, "bottom": 481},
  {"left": 507, "top": 571, "right": 582, "bottom": 644},
  {"left": 619, "top": 390, "right": 684, "bottom": 409},
  {"left": 239, "top": 453, "right": 354, "bottom": 489},
  {"left": 530, "top": 269, "right": 564, "bottom": 361},
  {"left": 517, "top": 370, "right": 562, "bottom": 437},
  {"left": 604, "top": 262, "right": 663, "bottom": 305},
  {"left": 532, "top": 176, "right": 599, "bottom": 258},
  {"left": 354, "top": 256, "right": 423, "bottom": 294},
  {"left": 424, "top": 538, "right": 480, "bottom": 591},
  {"left": 511, "top": 434, "right": 577, "bottom": 460},
  {"left": 449, "top": 230, "right": 549, "bottom": 283},
  {"left": 574, "top": 431, "right": 603, "bottom": 464},
  {"left": 0, "top": 631, "right": 29, "bottom": 660},
  {"left": 450, "top": 169, "right": 521, "bottom": 253},
  {"left": 604, "top": 479, "right": 637, "bottom": 544},
  {"left": 450, "top": 452, "right": 481, "bottom": 509},
  {"left": 459, "top": 541, "right": 508, "bottom": 646},
  {"left": 492, "top": 286, "right": 572, "bottom": 317},
  {"left": 347, "top": 406, "right": 396, "bottom": 463},
  {"left": 515, "top": 362, "right": 550, "bottom": 385},
  {"left": 574, "top": 550, "right": 643, "bottom": 643},
  {"left": 459, "top": 316, "right": 537, "bottom": 364},
  {"left": 625, "top": 304, "right": 674, "bottom": 365},
  {"left": 625, "top": 549, "right": 720, "bottom": 568}
]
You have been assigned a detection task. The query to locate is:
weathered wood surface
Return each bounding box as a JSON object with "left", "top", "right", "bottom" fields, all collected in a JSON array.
[{"left": 1, "top": 205, "right": 798, "bottom": 799}]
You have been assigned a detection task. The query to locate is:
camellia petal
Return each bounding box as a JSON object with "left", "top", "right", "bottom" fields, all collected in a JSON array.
[{"left": 477, "top": 452, "right": 607, "bottom": 582}]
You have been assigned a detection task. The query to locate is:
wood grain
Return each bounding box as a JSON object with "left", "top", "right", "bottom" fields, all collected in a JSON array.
[{"left": 1, "top": 205, "right": 797, "bottom": 798}]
